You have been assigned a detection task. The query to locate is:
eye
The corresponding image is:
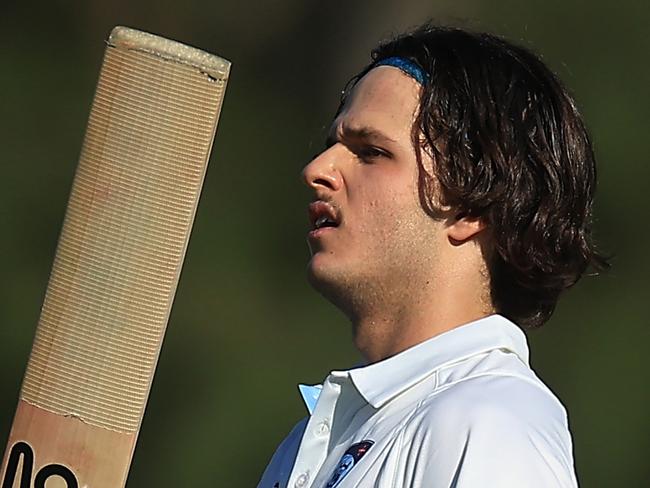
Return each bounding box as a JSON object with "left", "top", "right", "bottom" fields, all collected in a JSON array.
[{"left": 354, "top": 146, "right": 389, "bottom": 163}]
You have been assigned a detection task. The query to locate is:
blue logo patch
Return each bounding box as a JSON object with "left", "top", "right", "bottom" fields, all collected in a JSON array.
[{"left": 325, "top": 441, "right": 374, "bottom": 488}]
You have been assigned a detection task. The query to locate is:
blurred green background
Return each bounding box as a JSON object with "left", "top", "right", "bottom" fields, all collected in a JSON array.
[{"left": 0, "top": 0, "right": 648, "bottom": 486}]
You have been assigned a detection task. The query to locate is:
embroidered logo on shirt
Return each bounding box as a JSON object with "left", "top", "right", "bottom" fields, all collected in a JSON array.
[{"left": 325, "top": 441, "right": 374, "bottom": 488}]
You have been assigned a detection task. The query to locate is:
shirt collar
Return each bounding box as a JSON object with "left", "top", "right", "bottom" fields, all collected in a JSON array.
[{"left": 299, "top": 314, "right": 529, "bottom": 413}]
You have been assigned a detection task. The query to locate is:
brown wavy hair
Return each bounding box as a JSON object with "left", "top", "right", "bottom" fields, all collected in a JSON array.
[{"left": 339, "top": 24, "right": 609, "bottom": 328}]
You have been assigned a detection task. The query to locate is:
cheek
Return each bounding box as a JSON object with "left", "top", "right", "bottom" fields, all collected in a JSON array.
[
  {"left": 347, "top": 166, "right": 426, "bottom": 243},
  {"left": 357, "top": 188, "right": 441, "bottom": 258},
  {"left": 356, "top": 191, "right": 419, "bottom": 243}
]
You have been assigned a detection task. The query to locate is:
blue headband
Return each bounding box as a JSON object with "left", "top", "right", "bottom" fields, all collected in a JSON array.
[{"left": 373, "top": 56, "right": 427, "bottom": 85}]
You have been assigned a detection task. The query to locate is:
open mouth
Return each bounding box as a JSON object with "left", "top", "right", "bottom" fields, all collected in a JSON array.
[{"left": 308, "top": 201, "right": 341, "bottom": 232}]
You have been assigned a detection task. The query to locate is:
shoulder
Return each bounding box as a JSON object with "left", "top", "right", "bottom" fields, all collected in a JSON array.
[
  {"left": 417, "top": 349, "right": 569, "bottom": 430},
  {"left": 399, "top": 351, "right": 578, "bottom": 486}
]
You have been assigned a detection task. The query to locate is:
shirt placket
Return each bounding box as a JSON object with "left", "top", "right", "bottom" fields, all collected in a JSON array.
[{"left": 288, "top": 374, "right": 346, "bottom": 488}]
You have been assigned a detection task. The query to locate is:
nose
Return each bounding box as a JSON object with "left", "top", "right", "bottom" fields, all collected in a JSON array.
[{"left": 302, "top": 147, "right": 342, "bottom": 193}]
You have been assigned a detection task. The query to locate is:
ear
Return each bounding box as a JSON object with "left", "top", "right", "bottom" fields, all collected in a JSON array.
[{"left": 447, "top": 213, "right": 487, "bottom": 243}]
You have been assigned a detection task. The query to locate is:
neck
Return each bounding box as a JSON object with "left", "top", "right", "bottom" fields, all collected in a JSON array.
[{"left": 350, "top": 271, "right": 494, "bottom": 364}]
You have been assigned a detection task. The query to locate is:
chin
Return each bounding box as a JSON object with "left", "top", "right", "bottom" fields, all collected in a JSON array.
[
  {"left": 306, "top": 256, "right": 360, "bottom": 320},
  {"left": 306, "top": 255, "right": 334, "bottom": 292},
  {"left": 307, "top": 253, "right": 340, "bottom": 290}
]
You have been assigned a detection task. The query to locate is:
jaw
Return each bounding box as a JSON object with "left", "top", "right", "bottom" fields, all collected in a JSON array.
[
  {"left": 306, "top": 249, "right": 397, "bottom": 324},
  {"left": 306, "top": 251, "right": 360, "bottom": 319}
]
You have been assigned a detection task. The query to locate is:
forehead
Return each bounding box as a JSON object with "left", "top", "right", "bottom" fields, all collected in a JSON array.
[{"left": 334, "top": 66, "right": 421, "bottom": 138}]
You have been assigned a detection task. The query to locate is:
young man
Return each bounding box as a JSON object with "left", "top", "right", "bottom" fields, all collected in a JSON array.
[{"left": 258, "top": 24, "right": 606, "bottom": 488}]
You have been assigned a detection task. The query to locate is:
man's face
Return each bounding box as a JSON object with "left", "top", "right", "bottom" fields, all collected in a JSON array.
[{"left": 303, "top": 67, "right": 448, "bottom": 315}]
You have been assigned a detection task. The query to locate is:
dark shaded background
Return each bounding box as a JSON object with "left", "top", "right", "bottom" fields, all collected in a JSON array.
[{"left": 1, "top": 1, "right": 648, "bottom": 486}]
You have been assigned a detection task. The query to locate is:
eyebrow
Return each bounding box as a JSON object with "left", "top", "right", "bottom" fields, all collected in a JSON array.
[{"left": 326, "top": 123, "right": 397, "bottom": 147}]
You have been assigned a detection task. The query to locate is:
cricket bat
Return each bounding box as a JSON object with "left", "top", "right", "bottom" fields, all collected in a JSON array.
[{"left": 0, "top": 26, "right": 230, "bottom": 487}]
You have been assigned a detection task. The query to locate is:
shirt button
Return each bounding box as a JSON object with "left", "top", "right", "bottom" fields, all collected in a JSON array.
[
  {"left": 295, "top": 473, "right": 309, "bottom": 487},
  {"left": 316, "top": 421, "right": 330, "bottom": 436}
]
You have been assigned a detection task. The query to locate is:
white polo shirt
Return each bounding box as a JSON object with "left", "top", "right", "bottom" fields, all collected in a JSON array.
[{"left": 257, "top": 315, "right": 578, "bottom": 488}]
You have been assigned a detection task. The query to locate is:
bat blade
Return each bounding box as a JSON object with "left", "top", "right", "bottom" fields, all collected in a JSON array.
[{"left": 1, "top": 26, "right": 230, "bottom": 488}]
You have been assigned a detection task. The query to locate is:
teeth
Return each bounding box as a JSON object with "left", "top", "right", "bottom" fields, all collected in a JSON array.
[
  {"left": 315, "top": 216, "right": 334, "bottom": 229},
  {"left": 315, "top": 216, "right": 328, "bottom": 228}
]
